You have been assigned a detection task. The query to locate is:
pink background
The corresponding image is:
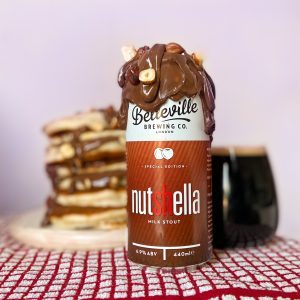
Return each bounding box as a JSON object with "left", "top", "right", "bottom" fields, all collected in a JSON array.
[{"left": 0, "top": 0, "right": 299, "bottom": 239}]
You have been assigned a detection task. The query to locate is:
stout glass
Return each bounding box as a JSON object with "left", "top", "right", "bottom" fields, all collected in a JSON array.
[{"left": 212, "top": 146, "right": 278, "bottom": 248}]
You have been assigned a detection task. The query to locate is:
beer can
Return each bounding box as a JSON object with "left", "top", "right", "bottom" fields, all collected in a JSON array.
[{"left": 118, "top": 43, "right": 215, "bottom": 270}]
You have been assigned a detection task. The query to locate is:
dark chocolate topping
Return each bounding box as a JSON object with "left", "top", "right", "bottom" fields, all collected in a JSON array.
[{"left": 118, "top": 43, "right": 216, "bottom": 136}]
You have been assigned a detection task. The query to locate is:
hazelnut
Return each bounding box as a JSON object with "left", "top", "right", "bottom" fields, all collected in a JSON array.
[
  {"left": 166, "top": 43, "right": 184, "bottom": 54},
  {"left": 75, "top": 181, "right": 85, "bottom": 190},
  {"left": 110, "top": 176, "right": 119, "bottom": 188},
  {"left": 139, "top": 68, "right": 156, "bottom": 85},
  {"left": 59, "top": 178, "right": 72, "bottom": 190},
  {"left": 60, "top": 143, "right": 75, "bottom": 159},
  {"left": 110, "top": 116, "right": 118, "bottom": 129},
  {"left": 192, "top": 52, "right": 203, "bottom": 66},
  {"left": 121, "top": 45, "right": 137, "bottom": 62},
  {"left": 84, "top": 178, "right": 92, "bottom": 189}
]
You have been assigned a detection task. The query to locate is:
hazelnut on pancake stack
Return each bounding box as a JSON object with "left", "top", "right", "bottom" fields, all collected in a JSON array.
[{"left": 42, "top": 107, "right": 127, "bottom": 230}]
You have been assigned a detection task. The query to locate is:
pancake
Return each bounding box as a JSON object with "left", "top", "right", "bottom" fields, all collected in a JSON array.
[
  {"left": 55, "top": 189, "right": 127, "bottom": 207},
  {"left": 43, "top": 197, "right": 127, "bottom": 230},
  {"left": 49, "top": 215, "right": 126, "bottom": 230},
  {"left": 43, "top": 107, "right": 118, "bottom": 136}
]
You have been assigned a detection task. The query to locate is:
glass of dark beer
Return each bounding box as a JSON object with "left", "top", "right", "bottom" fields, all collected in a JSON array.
[{"left": 212, "top": 146, "right": 278, "bottom": 248}]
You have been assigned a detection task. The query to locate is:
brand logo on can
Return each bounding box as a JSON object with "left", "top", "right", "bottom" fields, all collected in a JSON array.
[
  {"left": 126, "top": 96, "right": 209, "bottom": 142},
  {"left": 131, "top": 183, "right": 201, "bottom": 216},
  {"left": 131, "top": 98, "right": 198, "bottom": 126}
]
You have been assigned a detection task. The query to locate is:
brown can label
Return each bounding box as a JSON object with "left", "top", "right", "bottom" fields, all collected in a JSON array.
[{"left": 126, "top": 96, "right": 212, "bottom": 267}]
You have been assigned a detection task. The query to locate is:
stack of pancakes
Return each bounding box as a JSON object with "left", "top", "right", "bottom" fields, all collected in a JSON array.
[{"left": 42, "top": 107, "right": 127, "bottom": 230}]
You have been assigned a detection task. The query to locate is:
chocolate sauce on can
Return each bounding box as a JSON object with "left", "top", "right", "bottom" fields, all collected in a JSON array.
[{"left": 118, "top": 43, "right": 216, "bottom": 269}]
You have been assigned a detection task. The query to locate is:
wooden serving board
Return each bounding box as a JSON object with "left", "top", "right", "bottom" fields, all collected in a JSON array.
[{"left": 9, "top": 209, "right": 126, "bottom": 251}]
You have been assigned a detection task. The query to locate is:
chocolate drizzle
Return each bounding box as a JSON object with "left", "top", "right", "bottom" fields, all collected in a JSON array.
[{"left": 118, "top": 43, "right": 216, "bottom": 137}]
